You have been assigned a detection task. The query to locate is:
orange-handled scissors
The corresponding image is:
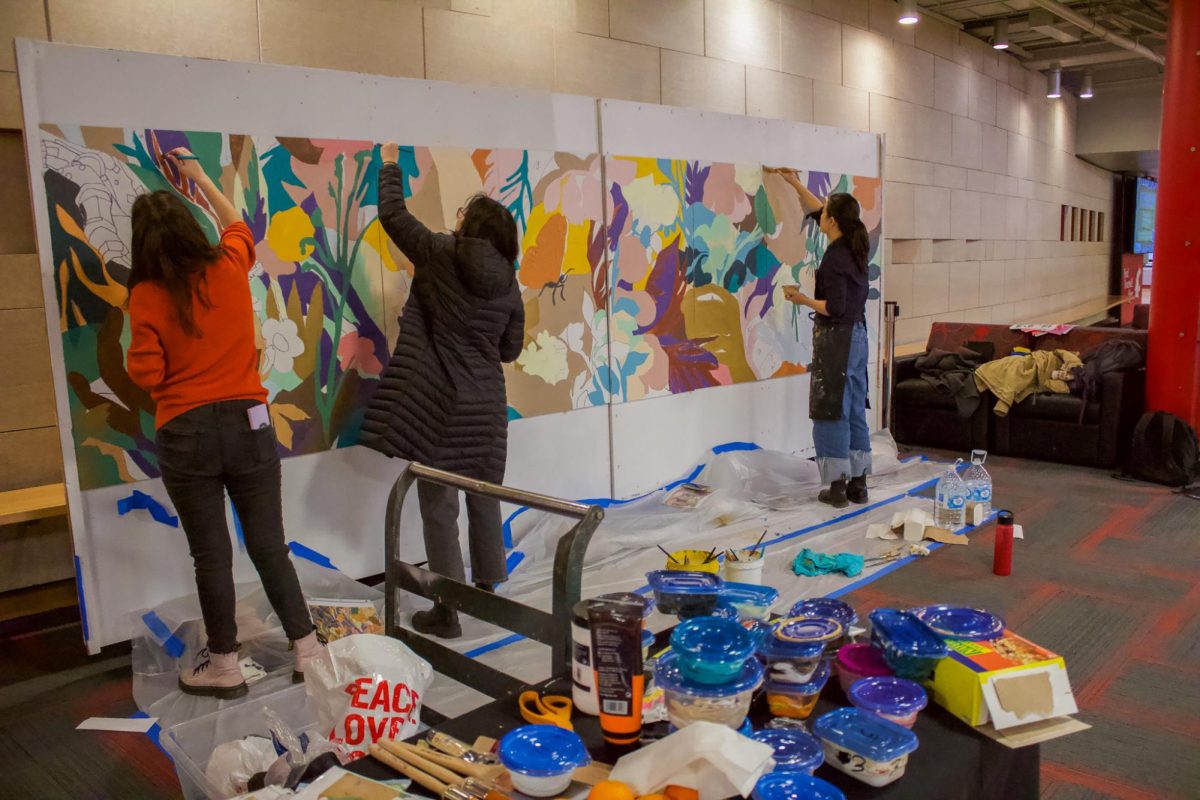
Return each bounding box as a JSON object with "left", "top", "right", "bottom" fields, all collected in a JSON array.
[{"left": 518, "top": 691, "right": 573, "bottom": 731}]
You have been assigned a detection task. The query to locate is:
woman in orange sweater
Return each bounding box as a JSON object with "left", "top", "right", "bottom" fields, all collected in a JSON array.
[{"left": 127, "top": 147, "right": 322, "bottom": 698}]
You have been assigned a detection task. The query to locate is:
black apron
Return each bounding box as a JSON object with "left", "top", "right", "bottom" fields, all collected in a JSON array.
[{"left": 809, "top": 314, "right": 855, "bottom": 422}]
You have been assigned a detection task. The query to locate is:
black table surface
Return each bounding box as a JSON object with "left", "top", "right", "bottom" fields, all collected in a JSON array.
[{"left": 348, "top": 671, "right": 1039, "bottom": 800}]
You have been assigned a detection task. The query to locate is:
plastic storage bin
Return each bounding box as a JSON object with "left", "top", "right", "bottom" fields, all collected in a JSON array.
[
  {"left": 751, "top": 729, "right": 825, "bottom": 774},
  {"left": 835, "top": 643, "right": 893, "bottom": 695},
  {"left": 848, "top": 676, "right": 928, "bottom": 729},
  {"left": 499, "top": 725, "right": 590, "bottom": 797},
  {"left": 753, "top": 772, "right": 846, "bottom": 800},
  {"left": 811, "top": 707, "right": 919, "bottom": 788},
  {"left": 646, "top": 570, "right": 722, "bottom": 617},
  {"left": 910, "top": 605, "right": 1005, "bottom": 641},
  {"left": 868, "top": 609, "right": 949, "bottom": 680},
  {"left": 161, "top": 683, "right": 321, "bottom": 800},
  {"left": 654, "top": 651, "right": 764, "bottom": 730},
  {"left": 671, "top": 617, "right": 757, "bottom": 685},
  {"left": 764, "top": 662, "right": 830, "bottom": 720},
  {"left": 761, "top": 617, "right": 842, "bottom": 684},
  {"left": 719, "top": 582, "right": 780, "bottom": 621}
]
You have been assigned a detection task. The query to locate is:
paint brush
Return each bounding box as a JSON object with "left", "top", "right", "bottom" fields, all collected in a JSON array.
[
  {"left": 169, "top": 154, "right": 201, "bottom": 161},
  {"left": 658, "top": 545, "right": 679, "bottom": 564},
  {"left": 751, "top": 529, "right": 768, "bottom": 555},
  {"left": 370, "top": 743, "right": 449, "bottom": 795},
  {"left": 703, "top": 546, "right": 718, "bottom": 564}
]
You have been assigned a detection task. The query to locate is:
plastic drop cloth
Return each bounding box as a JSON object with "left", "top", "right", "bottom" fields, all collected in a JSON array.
[{"left": 133, "top": 559, "right": 384, "bottom": 735}]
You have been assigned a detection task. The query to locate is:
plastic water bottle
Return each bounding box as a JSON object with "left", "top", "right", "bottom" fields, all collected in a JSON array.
[
  {"left": 934, "top": 459, "right": 968, "bottom": 530},
  {"left": 963, "top": 450, "right": 993, "bottom": 518}
]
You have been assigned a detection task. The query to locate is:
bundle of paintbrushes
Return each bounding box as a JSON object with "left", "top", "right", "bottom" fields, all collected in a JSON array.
[
  {"left": 370, "top": 739, "right": 507, "bottom": 800},
  {"left": 725, "top": 530, "right": 768, "bottom": 562}
]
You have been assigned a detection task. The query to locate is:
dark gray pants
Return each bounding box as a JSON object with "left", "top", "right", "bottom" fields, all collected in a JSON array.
[
  {"left": 158, "top": 400, "right": 313, "bottom": 654},
  {"left": 416, "top": 482, "right": 508, "bottom": 587}
]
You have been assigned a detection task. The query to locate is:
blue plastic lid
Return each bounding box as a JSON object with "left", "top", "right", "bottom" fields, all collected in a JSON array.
[
  {"left": 642, "top": 629, "right": 655, "bottom": 648},
  {"left": 849, "top": 677, "right": 928, "bottom": 716},
  {"left": 711, "top": 602, "right": 741, "bottom": 621},
  {"left": 775, "top": 616, "right": 843, "bottom": 644},
  {"left": 789, "top": 598, "right": 858, "bottom": 629},
  {"left": 911, "top": 605, "right": 1005, "bottom": 641},
  {"left": 671, "top": 617, "right": 755, "bottom": 663},
  {"left": 720, "top": 582, "right": 781, "bottom": 609},
  {"left": 498, "top": 725, "right": 590, "bottom": 777},
  {"left": 868, "top": 609, "right": 950, "bottom": 659},
  {"left": 751, "top": 729, "right": 824, "bottom": 773},
  {"left": 655, "top": 651, "right": 764, "bottom": 696},
  {"left": 646, "top": 570, "right": 722, "bottom": 594},
  {"left": 764, "top": 661, "right": 830, "bottom": 696},
  {"left": 811, "top": 707, "right": 919, "bottom": 763},
  {"left": 753, "top": 773, "right": 846, "bottom": 800}
]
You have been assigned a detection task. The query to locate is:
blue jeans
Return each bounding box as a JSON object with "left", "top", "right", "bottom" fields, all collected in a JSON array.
[{"left": 813, "top": 323, "right": 871, "bottom": 484}]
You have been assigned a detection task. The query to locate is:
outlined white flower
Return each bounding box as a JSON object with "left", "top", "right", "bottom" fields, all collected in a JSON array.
[{"left": 260, "top": 318, "right": 306, "bottom": 375}]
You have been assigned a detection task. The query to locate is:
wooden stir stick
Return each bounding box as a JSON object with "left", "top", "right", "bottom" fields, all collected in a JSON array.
[
  {"left": 376, "top": 739, "right": 465, "bottom": 785},
  {"left": 369, "top": 743, "right": 449, "bottom": 796}
]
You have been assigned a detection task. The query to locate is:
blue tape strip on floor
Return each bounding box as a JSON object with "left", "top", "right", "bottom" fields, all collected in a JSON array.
[
  {"left": 73, "top": 556, "right": 90, "bottom": 643},
  {"left": 231, "top": 501, "right": 246, "bottom": 553},
  {"left": 141, "top": 611, "right": 186, "bottom": 659},
  {"left": 117, "top": 489, "right": 179, "bottom": 528},
  {"left": 131, "top": 711, "right": 172, "bottom": 760},
  {"left": 288, "top": 541, "right": 335, "bottom": 570},
  {"left": 464, "top": 632, "right": 527, "bottom": 659},
  {"left": 505, "top": 551, "right": 525, "bottom": 573}
]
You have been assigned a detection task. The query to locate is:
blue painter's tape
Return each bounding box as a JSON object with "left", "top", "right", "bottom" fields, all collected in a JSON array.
[
  {"left": 117, "top": 490, "right": 179, "bottom": 527},
  {"left": 506, "top": 551, "right": 525, "bottom": 574},
  {"left": 288, "top": 541, "right": 335, "bottom": 570},
  {"left": 231, "top": 501, "right": 245, "bottom": 553},
  {"left": 712, "top": 441, "right": 761, "bottom": 455},
  {"left": 141, "top": 611, "right": 186, "bottom": 659},
  {"left": 74, "top": 555, "right": 90, "bottom": 643},
  {"left": 464, "top": 632, "right": 526, "bottom": 659},
  {"left": 131, "top": 711, "right": 172, "bottom": 760}
]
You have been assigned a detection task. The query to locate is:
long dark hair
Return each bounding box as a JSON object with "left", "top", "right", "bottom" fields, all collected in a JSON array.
[
  {"left": 824, "top": 192, "right": 870, "bottom": 273},
  {"left": 458, "top": 193, "right": 519, "bottom": 264},
  {"left": 128, "top": 191, "right": 220, "bottom": 337}
]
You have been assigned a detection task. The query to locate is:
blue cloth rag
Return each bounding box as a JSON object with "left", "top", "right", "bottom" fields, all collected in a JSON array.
[{"left": 792, "top": 548, "right": 865, "bottom": 578}]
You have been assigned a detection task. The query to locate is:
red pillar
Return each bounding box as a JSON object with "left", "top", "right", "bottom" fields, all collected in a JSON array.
[{"left": 1146, "top": 0, "right": 1200, "bottom": 428}]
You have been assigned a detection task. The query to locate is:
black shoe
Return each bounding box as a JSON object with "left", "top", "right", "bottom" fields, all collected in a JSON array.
[
  {"left": 412, "top": 605, "right": 462, "bottom": 639},
  {"left": 847, "top": 475, "right": 869, "bottom": 505},
  {"left": 474, "top": 582, "right": 496, "bottom": 593},
  {"left": 818, "top": 480, "right": 849, "bottom": 509}
]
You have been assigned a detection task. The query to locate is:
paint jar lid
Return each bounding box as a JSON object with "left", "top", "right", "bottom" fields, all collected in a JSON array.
[
  {"left": 764, "top": 661, "right": 830, "bottom": 696},
  {"left": 811, "top": 707, "right": 919, "bottom": 763},
  {"left": 720, "top": 582, "right": 781, "bottom": 610},
  {"left": 646, "top": 570, "right": 722, "bottom": 595},
  {"left": 774, "top": 616, "right": 844, "bottom": 645},
  {"left": 836, "top": 643, "right": 893, "bottom": 678},
  {"left": 498, "top": 725, "right": 590, "bottom": 777},
  {"left": 868, "top": 609, "right": 950, "bottom": 659},
  {"left": 654, "top": 651, "right": 764, "bottom": 696},
  {"left": 753, "top": 773, "right": 846, "bottom": 800},
  {"left": 789, "top": 597, "right": 858, "bottom": 630},
  {"left": 671, "top": 617, "right": 756, "bottom": 664},
  {"left": 750, "top": 729, "right": 825, "bottom": 773},
  {"left": 849, "top": 676, "right": 928, "bottom": 716},
  {"left": 910, "top": 605, "right": 1005, "bottom": 641}
]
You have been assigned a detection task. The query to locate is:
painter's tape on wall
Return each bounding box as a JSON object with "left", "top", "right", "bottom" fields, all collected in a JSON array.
[
  {"left": 140, "top": 611, "right": 186, "bottom": 659},
  {"left": 73, "top": 555, "right": 90, "bottom": 643},
  {"left": 117, "top": 490, "right": 179, "bottom": 528}
]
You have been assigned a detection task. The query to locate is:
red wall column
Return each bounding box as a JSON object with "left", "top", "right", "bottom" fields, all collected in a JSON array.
[{"left": 1146, "top": 0, "right": 1200, "bottom": 427}]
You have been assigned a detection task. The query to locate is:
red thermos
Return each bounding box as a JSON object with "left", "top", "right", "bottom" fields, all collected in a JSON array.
[{"left": 993, "top": 510, "right": 1014, "bottom": 576}]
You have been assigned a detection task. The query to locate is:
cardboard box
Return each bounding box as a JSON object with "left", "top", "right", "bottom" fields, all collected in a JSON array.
[{"left": 931, "top": 630, "right": 1078, "bottom": 730}]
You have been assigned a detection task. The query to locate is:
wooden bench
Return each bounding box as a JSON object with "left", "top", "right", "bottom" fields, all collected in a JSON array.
[{"left": 0, "top": 483, "right": 68, "bottom": 527}]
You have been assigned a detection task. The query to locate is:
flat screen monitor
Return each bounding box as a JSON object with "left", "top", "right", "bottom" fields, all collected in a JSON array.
[{"left": 1132, "top": 177, "right": 1156, "bottom": 254}]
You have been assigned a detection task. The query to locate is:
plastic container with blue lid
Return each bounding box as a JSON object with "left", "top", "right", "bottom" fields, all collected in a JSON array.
[
  {"left": 751, "top": 729, "right": 825, "bottom": 774},
  {"left": 655, "top": 651, "right": 764, "bottom": 731},
  {"left": 753, "top": 772, "right": 846, "bottom": 800},
  {"left": 868, "top": 609, "right": 949, "bottom": 680},
  {"left": 811, "top": 707, "right": 920, "bottom": 788},
  {"left": 710, "top": 602, "right": 741, "bottom": 621},
  {"left": 719, "top": 582, "right": 780, "bottom": 621},
  {"left": 789, "top": 597, "right": 858, "bottom": 630},
  {"left": 848, "top": 676, "right": 928, "bottom": 729},
  {"left": 761, "top": 617, "right": 842, "bottom": 684},
  {"left": 669, "top": 717, "right": 753, "bottom": 737},
  {"left": 671, "top": 617, "right": 757, "bottom": 685},
  {"left": 498, "top": 725, "right": 591, "bottom": 797},
  {"left": 764, "top": 661, "right": 829, "bottom": 720},
  {"left": 646, "top": 570, "right": 722, "bottom": 618},
  {"left": 910, "top": 604, "right": 1005, "bottom": 641}
]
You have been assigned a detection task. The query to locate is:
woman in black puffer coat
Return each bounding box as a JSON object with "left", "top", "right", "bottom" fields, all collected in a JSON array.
[{"left": 361, "top": 142, "right": 525, "bottom": 639}]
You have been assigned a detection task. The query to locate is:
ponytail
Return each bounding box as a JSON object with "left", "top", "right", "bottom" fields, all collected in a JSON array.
[{"left": 824, "top": 192, "right": 870, "bottom": 273}]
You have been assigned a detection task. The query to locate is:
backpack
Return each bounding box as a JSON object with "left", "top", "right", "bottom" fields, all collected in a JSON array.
[
  {"left": 1067, "top": 339, "right": 1146, "bottom": 423},
  {"left": 1124, "top": 411, "right": 1200, "bottom": 487}
]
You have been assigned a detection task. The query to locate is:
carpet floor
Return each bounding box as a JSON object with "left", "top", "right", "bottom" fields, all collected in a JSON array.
[{"left": 0, "top": 453, "right": 1195, "bottom": 799}]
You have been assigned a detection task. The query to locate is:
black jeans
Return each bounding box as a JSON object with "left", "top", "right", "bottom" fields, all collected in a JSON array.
[
  {"left": 416, "top": 482, "right": 508, "bottom": 588},
  {"left": 158, "top": 400, "right": 312, "bottom": 654}
]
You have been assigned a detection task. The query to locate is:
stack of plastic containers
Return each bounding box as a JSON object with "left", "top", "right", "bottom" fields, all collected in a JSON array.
[
  {"left": 654, "top": 616, "right": 765, "bottom": 731},
  {"left": 867, "top": 609, "right": 949, "bottom": 681},
  {"left": 759, "top": 617, "right": 842, "bottom": 720},
  {"left": 750, "top": 729, "right": 825, "bottom": 775},
  {"left": 810, "top": 707, "right": 919, "bottom": 788}
]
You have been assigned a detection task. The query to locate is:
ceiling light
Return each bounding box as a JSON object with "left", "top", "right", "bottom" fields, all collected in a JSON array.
[
  {"left": 1046, "top": 66, "right": 1062, "bottom": 99},
  {"left": 898, "top": 0, "right": 919, "bottom": 25},
  {"left": 992, "top": 18, "right": 1009, "bottom": 50},
  {"left": 1080, "top": 70, "right": 1094, "bottom": 99}
]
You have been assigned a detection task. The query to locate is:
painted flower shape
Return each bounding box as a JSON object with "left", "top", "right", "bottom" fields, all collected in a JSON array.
[
  {"left": 621, "top": 174, "right": 682, "bottom": 232},
  {"left": 260, "top": 317, "right": 306, "bottom": 376},
  {"left": 337, "top": 330, "right": 384, "bottom": 377},
  {"left": 266, "top": 206, "right": 316, "bottom": 264},
  {"left": 517, "top": 330, "right": 570, "bottom": 385}
]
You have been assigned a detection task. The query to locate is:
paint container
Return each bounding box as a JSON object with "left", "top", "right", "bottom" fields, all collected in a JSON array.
[
  {"left": 752, "top": 773, "right": 845, "bottom": 800},
  {"left": 848, "top": 676, "right": 928, "bottom": 729},
  {"left": 722, "top": 549, "right": 765, "bottom": 584},
  {"left": 761, "top": 617, "right": 843, "bottom": 685},
  {"left": 909, "top": 605, "right": 1005, "bottom": 641},
  {"left": 670, "top": 616, "right": 758, "bottom": 685},
  {"left": 835, "top": 643, "right": 893, "bottom": 695},
  {"left": 646, "top": 570, "right": 722, "bottom": 618},
  {"left": 719, "top": 582, "right": 780, "bottom": 621},
  {"left": 811, "top": 707, "right": 919, "bottom": 788},
  {"left": 654, "top": 651, "right": 763, "bottom": 731},
  {"left": 588, "top": 594, "right": 645, "bottom": 746},
  {"left": 789, "top": 598, "right": 858, "bottom": 653},
  {"left": 868, "top": 609, "right": 949, "bottom": 681},
  {"left": 764, "top": 661, "right": 830, "bottom": 720},
  {"left": 571, "top": 601, "right": 599, "bottom": 716},
  {"left": 667, "top": 549, "right": 721, "bottom": 574},
  {"left": 498, "top": 725, "right": 590, "bottom": 797},
  {"left": 751, "top": 729, "right": 825, "bottom": 775}
]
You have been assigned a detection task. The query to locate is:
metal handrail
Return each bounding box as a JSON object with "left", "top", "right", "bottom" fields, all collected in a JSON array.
[{"left": 384, "top": 464, "right": 604, "bottom": 699}]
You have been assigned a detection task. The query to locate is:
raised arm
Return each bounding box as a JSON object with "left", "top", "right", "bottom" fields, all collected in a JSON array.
[
  {"left": 377, "top": 141, "right": 436, "bottom": 268},
  {"left": 166, "top": 147, "right": 239, "bottom": 230},
  {"left": 765, "top": 166, "right": 824, "bottom": 215}
]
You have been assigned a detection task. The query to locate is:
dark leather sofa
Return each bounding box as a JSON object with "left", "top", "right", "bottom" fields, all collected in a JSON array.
[{"left": 893, "top": 323, "right": 1147, "bottom": 468}]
